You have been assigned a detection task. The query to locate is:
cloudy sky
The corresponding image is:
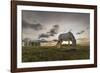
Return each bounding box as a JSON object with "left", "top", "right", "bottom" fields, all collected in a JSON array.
[{"left": 22, "top": 10, "right": 90, "bottom": 45}]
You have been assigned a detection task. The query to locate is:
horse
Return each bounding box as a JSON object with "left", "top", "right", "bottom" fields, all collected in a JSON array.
[{"left": 56, "top": 32, "right": 76, "bottom": 48}]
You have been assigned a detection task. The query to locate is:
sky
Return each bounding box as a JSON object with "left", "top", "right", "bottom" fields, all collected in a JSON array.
[{"left": 22, "top": 10, "right": 90, "bottom": 45}]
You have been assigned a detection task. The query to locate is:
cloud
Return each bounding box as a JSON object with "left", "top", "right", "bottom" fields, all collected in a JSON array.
[
  {"left": 76, "top": 30, "right": 85, "bottom": 35},
  {"left": 38, "top": 24, "right": 59, "bottom": 39},
  {"left": 39, "top": 33, "right": 49, "bottom": 38},
  {"left": 47, "top": 29, "right": 57, "bottom": 36},
  {"left": 39, "top": 39, "right": 48, "bottom": 42},
  {"left": 22, "top": 20, "right": 43, "bottom": 30},
  {"left": 48, "top": 24, "right": 59, "bottom": 36},
  {"left": 52, "top": 39, "right": 58, "bottom": 42}
]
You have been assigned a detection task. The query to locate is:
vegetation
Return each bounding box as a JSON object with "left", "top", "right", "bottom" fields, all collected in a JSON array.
[{"left": 22, "top": 45, "right": 90, "bottom": 62}]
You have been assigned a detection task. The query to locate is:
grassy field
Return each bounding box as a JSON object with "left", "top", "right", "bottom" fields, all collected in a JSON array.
[{"left": 22, "top": 45, "right": 90, "bottom": 62}]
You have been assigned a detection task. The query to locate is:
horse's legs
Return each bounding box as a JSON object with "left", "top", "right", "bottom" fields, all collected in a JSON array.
[
  {"left": 56, "top": 40, "right": 63, "bottom": 48},
  {"left": 59, "top": 41, "right": 62, "bottom": 48},
  {"left": 56, "top": 40, "right": 60, "bottom": 48}
]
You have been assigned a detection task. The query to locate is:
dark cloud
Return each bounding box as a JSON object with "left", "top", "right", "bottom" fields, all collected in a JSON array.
[
  {"left": 76, "top": 30, "right": 85, "bottom": 35},
  {"left": 52, "top": 39, "right": 58, "bottom": 42},
  {"left": 39, "top": 33, "right": 49, "bottom": 38},
  {"left": 38, "top": 24, "right": 59, "bottom": 39},
  {"left": 47, "top": 29, "right": 57, "bottom": 36},
  {"left": 54, "top": 25, "right": 59, "bottom": 28},
  {"left": 48, "top": 24, "right": 59, "bottom": 36},
  {"left": 39, "top": 39, "right": 48, "bottom": 42},
  {"left": 22, "top": 20, "right": 43, "bottom": 30}
]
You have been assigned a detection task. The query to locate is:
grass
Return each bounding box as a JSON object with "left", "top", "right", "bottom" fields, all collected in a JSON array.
[{"left": 22, "top": 45, "right": 90, "bottom": 62}]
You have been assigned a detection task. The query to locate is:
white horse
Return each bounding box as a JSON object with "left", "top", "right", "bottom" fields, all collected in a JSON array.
[{"left": 56, "top": 32, "right": 76, "bottom": 48}]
